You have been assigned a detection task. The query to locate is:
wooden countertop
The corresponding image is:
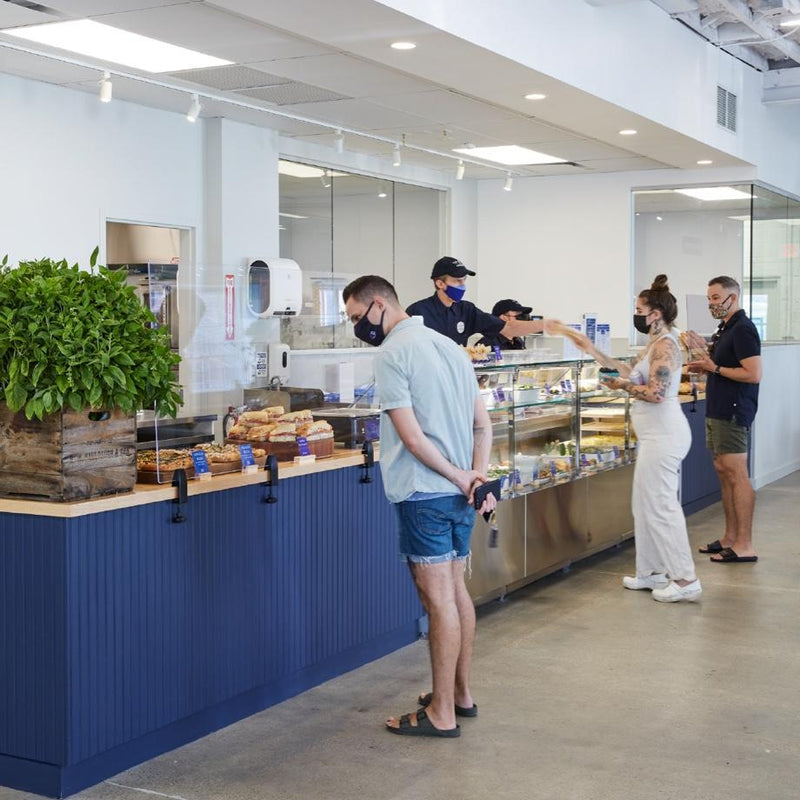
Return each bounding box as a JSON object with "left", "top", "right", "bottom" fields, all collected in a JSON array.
[{"left": 0, "top": 448, "right": 372, "bottom": 519}]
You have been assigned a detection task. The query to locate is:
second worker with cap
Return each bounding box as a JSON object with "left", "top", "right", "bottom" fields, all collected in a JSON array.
[
  {"left": 406, "top": 256, "right": 551, "bottom": 346},
  {"left": 477, "top": 299, "right": 535, "bottom": 351}
]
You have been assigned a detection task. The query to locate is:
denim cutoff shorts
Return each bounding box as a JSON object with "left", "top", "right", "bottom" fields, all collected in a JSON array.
[{"left": 395, "top": 494, "right": 476, "bottom": 564}]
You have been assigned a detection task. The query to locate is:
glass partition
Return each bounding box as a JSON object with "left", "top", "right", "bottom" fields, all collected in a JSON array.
[
  {"left": 633, "top": 182, "right": 800, "bottom": 343},
  {"left": 278, "top": 159, "right": 444, "bottom": 350}
]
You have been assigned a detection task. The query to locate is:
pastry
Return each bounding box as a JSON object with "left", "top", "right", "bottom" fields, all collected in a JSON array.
[{"left": 278, "top": 409, "right": 314, "bottom": 423}]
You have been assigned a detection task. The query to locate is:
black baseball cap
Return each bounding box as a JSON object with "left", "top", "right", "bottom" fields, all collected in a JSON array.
[
  {"left": 492, "top": 299, "right": 533, "bottom": 317},
  {"left": 431, "top": 256, "right": 476, "bottom": 279}
]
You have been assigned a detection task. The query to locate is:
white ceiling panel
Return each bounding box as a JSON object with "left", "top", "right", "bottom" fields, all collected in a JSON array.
[
  {"left": 525, "top": 139, "right": 640, "bottom": 162},
  {"left": 248, "top": 53, "right": 431, "bottom": 97},
  {"left": 37, "top": 0, "right": 192, "bottom": 15},
  {"left": 90, "top": 2, "right": 333, "bottom": 63},
  {"left": 279, "top": 97, "right": 429, "bottom": 131},
  {"left": 0, "top": 5, "right": 59, "bottom": 28},
  {"left": 581, "top": 156, "right": 670, "bottom": 172},
  {"left": 370, "top": 90, "right": 520, "bottom": 126}
]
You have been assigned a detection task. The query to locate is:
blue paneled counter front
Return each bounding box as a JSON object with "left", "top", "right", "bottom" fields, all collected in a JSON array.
[{"left": 0, "top": 456, "right": 422, "bottom": 798}]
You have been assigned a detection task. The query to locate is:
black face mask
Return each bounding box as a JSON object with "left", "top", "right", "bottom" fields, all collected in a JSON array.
[
  {"left": 353, "top": 301, "right": 386, "bottom": 346},
  {"left": 633, "top": 313, "right": 652, "bottom": 334}
]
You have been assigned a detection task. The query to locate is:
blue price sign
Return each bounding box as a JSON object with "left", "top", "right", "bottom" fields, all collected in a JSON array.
[
  {"left": 364, "top": 417, "right": 380, "bottom": 441},
  {"left": 297, "top": 436, "right": 311, "bottom": 457},
  {"left": 492, "top": 345, "right": 502, "bottom": 361},
  {"left": 493, "top": 387, "right": 506, "bottom": 403},
  {"left": 190, "top": 450, "right": 211, "bottom": 476},
  {"left": 238, "top": 444, "right": 255, "bottom": 468}
]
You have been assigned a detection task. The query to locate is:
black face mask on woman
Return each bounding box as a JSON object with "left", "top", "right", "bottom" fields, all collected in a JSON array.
[
  {"left": 633, "top": 313, "right": 652, "bottom": 334},
  {"left": 353, "top": 301, "right": 386, "bottom": 346}
]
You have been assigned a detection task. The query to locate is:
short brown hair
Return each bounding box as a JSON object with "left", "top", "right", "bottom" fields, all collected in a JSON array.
[
  {"left": 638, "top": 273, "right": 678, "bottom": 326},
  {"left": 708, "top": 275, "right": 741, "bottom": 296},
  {"left": 342, "top": 275, "right": 399, "bottom": 306}
]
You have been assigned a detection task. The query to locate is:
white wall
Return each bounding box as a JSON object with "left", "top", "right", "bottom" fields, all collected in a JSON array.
[
  {"left": 0, "top": 73, "right": 203, "bottom": 266},
  {"left": 752, "top": 344, "right": 800, "bottom": 489}
]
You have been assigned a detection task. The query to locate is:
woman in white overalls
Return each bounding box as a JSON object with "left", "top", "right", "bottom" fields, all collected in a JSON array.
[{"left": 577, "top": 275, "right": 701, "bottom": 602}]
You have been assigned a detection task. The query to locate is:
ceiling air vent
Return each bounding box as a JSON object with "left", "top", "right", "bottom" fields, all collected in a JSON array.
[{"left": 717, "top": 86, "right": 737, "bottom": 133}]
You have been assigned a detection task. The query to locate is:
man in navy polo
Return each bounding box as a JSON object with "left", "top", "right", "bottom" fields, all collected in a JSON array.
[
  {"left": 688, "top": 276, "right": 761, "bottom": 564},
  {"left": 406, "top": 257, "right": 550, "bottom": 346}
]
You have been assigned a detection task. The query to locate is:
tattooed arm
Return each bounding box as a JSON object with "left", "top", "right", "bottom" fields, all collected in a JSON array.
[{"left": 605, "top": 338, "right": 680, "bottom": 403}]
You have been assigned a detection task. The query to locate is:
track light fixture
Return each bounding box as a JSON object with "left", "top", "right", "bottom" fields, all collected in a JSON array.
[
  {"left": 1, "top": 40, "right": 529, "bottom": 181},
  {"left": 504, "top": 173, "right": 513, "bottom": 192},
  {"left": 186, "top": 93, "right": 201, "bottom": 123},
  {"left": 98, "top": 70, "right": 112, "bottom": 103},
  {"left": 456, "top": 159, "right": 465, "bottom": 180},
  {"left": 392, "top": 143, "right": 402, "bottom": 167},
  {"left": 320, "top": 170, "right": 331, "bottom": 189}
]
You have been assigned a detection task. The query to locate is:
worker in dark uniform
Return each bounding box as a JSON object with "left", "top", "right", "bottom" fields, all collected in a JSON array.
[
  {"left": 406, "top": 256, "right": 550, "bottom": 346},
  {"left": 477, "top": 299, "right": 535, "bottom": 350}
]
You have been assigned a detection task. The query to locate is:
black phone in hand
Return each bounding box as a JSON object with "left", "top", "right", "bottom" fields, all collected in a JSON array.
[{"left": 473, "top": 479, "right": 501, "bottom": 509}]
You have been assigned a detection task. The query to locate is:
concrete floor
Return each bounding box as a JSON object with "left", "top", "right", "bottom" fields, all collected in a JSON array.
[{"left": 3, "top": 471, "right": 798, "bottom": 800}]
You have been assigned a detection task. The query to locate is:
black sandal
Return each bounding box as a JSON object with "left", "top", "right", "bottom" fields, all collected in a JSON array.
[
  {"left": 698, "top": 539, "right": 725, "bottom": 554},
  {"left": 418, "top": 691, "right": 478, "bottom": 718},
  {"left": 386, "top": 709, "right": 460, "bottom": 738}
]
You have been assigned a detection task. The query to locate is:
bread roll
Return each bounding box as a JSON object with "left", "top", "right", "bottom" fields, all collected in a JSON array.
[{"left": 278, "top": 409, "right": 313, "bottom": 423}]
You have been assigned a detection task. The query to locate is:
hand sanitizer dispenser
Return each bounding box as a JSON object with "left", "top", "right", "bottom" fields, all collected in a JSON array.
[{"left": 248, "top": 258, "right": 302, "bottom": 317}]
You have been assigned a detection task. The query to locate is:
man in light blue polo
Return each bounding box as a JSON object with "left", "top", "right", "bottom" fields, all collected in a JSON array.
[{"left": 343, "top": 275, "right": 495, "bottom": 740}]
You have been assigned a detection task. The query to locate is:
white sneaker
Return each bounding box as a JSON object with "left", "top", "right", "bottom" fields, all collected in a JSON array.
[
  {"left": 622, "top": 573, "right": 669, "bottom": 591},
  {"left": 652, "top": 579, "right": 702, "bottom": 603}
]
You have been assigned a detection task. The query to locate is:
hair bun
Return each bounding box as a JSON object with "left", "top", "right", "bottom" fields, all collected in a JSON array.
[{"left": 651, "top": 274, "right": 669, "bottom": 292}]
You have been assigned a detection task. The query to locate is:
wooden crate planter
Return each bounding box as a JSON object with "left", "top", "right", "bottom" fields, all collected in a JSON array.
[{"left": 0, "top": 405, "right": 136, "bottom": 501}]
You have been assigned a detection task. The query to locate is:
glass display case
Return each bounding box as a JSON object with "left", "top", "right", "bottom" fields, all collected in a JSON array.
[{"left": 475, "top": 358, "right": 634, "bottom": 499}]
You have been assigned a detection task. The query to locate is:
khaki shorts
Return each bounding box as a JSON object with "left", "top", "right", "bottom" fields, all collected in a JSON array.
[{"left": 705, "top": 417, "right": 749, "bottom": 455}]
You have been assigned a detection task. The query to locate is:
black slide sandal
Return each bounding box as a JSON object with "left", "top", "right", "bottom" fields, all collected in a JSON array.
[
  {"left": 386, "top": 709, "right": 460, "bottom": 738},
  {"left": 418, "top": 691, "right": 478, "bottom": 718},
  {"left": 710, "top": 547, "right": 758, "bottom": 563},
  {"left": 698, "top": 539, "right": 725, "bottom": 553}
]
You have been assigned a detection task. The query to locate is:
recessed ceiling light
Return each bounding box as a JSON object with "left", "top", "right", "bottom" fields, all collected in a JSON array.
[
  {"left": 390, "top": 41, "right": 416, "bottom": 50},
  {"left": 524, "top": 93, "right": 547, "bottom": 100},
  {"left": 656, "top": 216, "right": 663, "bottom": 221},
  {"left": 451, "top": 145, "right": 566, "bottom": 165},
  {"left": 696, "top": 160, "right": 713, "bottom": 165},
  {"left": 674, "top": 187, "right": 752, "bottom": 201},
  {"left": 619, "top": 129, "right": 638, "bottom": 136},
  {"left": 377, "top": 191, "right": 388, "bottom": 198},
  {"left": 3, "top": 19, "right": 232, "bottom": 73}
]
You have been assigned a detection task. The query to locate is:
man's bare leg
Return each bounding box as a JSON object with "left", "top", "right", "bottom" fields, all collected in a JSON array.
[
  {"left": 452, "top": 559, "right": 475, "bottom": 711},
  {"left": 715, "top": 453, "right": 756, "bottom": 557},
  {"left": 714, "top": 455, "right": 738, "bottom": 548},
  {"left": 386, "top": 561, "right": 459, "bottom": 731}
]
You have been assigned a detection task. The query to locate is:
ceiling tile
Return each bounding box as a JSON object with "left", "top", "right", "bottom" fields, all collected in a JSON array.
[
  {"left": 580, "top": 156, "right": 670, "bottom": 172},
  {"left": 369, "top": 90, "right": 519, "bottom": 126},
  {"left": 0, "top": 5, "right": 59, "bottom": 27},
  {"left": 34, "top": 0, "right": 191, "bottom": 14},
  {"left": 247, "top": 53, "right": 431, "bottom": 97},
  {"left": 88, "top": 2, "right": 333, "bottom": 63},
  {"left": 239, "top": 83, "right": 348, "bottom": 105},
  {"left": 278, "top": 97, "right": 429, "bottom": 131},
  {"left": 170, "top": 65, "right": 290, "bottom": 91}
]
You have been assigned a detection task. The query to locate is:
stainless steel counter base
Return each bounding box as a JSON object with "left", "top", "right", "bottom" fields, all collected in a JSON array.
[{"left": 468, "top": 465, "right": 635, "bottom": 604}]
